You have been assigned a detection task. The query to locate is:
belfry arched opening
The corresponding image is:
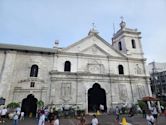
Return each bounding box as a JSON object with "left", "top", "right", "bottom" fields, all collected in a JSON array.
[
  {"left": 88, "top": 83, "right": 107, "bottom": 112},
  {"left": 21, "top": 94, "right": 38, "bottom": 117}
]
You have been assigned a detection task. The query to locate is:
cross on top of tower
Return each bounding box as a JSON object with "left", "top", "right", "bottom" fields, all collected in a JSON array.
[
  {"left": 120, "top": 16, "right": 126, "bottom": 29},
  {"left": 92, "top": 22, "right": 96, "bottom": 30},
  {"left": 88, "top": 22, "right": 99, "bottom": 35},
  {"left": 120, "top": 16, "right": 124, "bottom": 22}
]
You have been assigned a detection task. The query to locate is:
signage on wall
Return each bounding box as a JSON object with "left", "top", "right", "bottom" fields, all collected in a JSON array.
[{"left": 0, "top": 97, "right": 5, "bottom": 105}]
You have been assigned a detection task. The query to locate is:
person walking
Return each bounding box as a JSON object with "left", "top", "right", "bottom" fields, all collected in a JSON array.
[{"left": 91, "top": 114, "right": 98, "bottom": 125}]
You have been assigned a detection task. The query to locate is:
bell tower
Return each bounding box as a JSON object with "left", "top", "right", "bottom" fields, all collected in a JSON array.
[{"left": 112, "top": 18, "right": 144, "bottom": 59}]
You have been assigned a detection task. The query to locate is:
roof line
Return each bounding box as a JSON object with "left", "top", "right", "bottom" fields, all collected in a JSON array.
[{"left": 0, "top": 43, "right": 57, "bottom": 53}]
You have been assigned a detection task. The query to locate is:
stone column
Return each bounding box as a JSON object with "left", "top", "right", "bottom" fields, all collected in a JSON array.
[
  {"left": 157, "top": 101, "right": 161, "bottom": 113},
  {"left": 147, "top": 80, "right": 152, "bottom": 96},
  {"left": 85, "top": 89, "right": 88, "bottom": 114},
  {"left": 53, "top": 54, "right": 58, "bottom": 71}
]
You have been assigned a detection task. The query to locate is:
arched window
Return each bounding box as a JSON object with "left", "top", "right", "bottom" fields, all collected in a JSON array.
[
  {"left": 118, "top": 65, "right": 124, "bottom": 74},
  {"left": 118, "top": 41, "right": 122, "bottom": 50},
  {"left": 64, "top": 61, "right": 71, "bottom": 72},
  {"left": 30, "top": 65, "right": 38, "bottom": 77},
  {"left": 131, "top": 39, "right": 136, "bottom": 48}
]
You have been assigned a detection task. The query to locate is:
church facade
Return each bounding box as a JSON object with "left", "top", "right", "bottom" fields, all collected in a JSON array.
[{"left": 0, "top": 21, "right": 151, "bottom": 113}]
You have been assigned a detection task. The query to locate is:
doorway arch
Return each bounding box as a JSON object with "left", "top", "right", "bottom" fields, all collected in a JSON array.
[
  {"left": 88, "top": 83, "right": 107, "bottom": 112},
  {"left": 21, "top": 94, "right": 38, "bottom": 117}
]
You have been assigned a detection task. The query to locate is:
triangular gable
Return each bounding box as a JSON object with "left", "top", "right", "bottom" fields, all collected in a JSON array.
[
  {"left": 80, "top": 44, "right": 112, "bottom": 56},
  {"left": 62, "top": 34, "right": 127, "bottom": 58}
]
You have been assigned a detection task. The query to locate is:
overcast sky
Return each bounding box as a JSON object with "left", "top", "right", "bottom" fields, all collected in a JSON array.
[{"left": 0, "top": 0, "right": 166, "bottom": 63}]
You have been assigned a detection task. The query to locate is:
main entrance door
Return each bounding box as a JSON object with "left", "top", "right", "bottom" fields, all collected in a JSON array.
[
  {"left": 21, "top": 94, "right": 38, "bottom": 117},
  {"left": 88, "top": 83, "right": 107, "bottom": 112}
]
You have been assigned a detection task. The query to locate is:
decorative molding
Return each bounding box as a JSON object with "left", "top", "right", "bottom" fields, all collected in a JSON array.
[{"left": 18, "top": 77, "right": 45, "bottom": 83}]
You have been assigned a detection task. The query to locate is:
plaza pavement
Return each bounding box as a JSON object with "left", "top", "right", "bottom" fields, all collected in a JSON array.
[{"left": 1, "top": 114, "right": 166, "bottom": 125}]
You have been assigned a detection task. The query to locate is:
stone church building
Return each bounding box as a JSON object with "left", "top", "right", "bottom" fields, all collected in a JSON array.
[{"left": 0, "top": 21, "right": 151, "bottom": 113}]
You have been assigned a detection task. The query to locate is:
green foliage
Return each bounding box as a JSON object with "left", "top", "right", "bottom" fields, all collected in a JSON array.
[
  {"left": 7, "top": 102, "right": 20, "bottom": 109},
  {"left": 138, "top": 100, "right": 147, "bottom": 110},
  {"left": 37, "top": 100, "right": 44, "bottom": 108}
]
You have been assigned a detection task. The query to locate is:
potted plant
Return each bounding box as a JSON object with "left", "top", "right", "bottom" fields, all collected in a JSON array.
[
  {"left": 7, "top": 102, "right": 20, "bottom": 119},
  {"left": 36, "top": 100, "right": 44, "bottom": 109}
]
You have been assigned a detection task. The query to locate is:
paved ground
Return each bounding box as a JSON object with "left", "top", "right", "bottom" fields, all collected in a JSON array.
[{"left": 1, "top": 114, "right": 166, "bottom": 125}]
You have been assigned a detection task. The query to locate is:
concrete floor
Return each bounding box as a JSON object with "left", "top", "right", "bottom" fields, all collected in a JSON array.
[{"left": 1, "top": 114, "right": 166, "bottom": 125}]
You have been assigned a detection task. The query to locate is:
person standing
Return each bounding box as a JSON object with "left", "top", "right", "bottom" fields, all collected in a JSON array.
[
  {"left": 150, "top": 104, "right": 158, "bottom": 125},
  {"left": 48, "top": 113, "right": 55, "bottom": 125},
  {"left": 146, "top": 110, "right": 155, "bottom": 125},
  {"left": 38, "top": 110, "right": 45, "bottom": 125},
  {"left": 1, "top": 107, "right": 7, "bottom": 123},
  {"left": 115, "top": 106, "right": 120, "bottom": 122},
  {"left": 91, "top": 114, "right": 98, "bottom": 125},
  {"left": 54, "top": 115, "right": 59, "bottom": 125},
  {"left": 16, "top": 107, "right": 21, "bottom": 116},
  {"left": 20, "top": 112, "right": 24, "bottom": 120},
  {"left": 151, "top": 105, "right": 158, "bottom": 118},
  {"left": 12, "top": 111, "right": 19, "bottom": 125},
  {"left": 142, "top": 108, "right": 146, "bottom": 118}
]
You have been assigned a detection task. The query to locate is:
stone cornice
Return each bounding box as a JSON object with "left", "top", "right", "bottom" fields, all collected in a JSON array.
[
  {"left": 14, "top": 87, "right": 48, "bottom": 91},
  {"left": 113, "top": 28, "right": 141, "bottom": 40},
  {"left": 56, "top": 52, "right": 127, "bottom": 60},
  {"left": 49, "top": 71, "right": 149, "bottom": 79}
]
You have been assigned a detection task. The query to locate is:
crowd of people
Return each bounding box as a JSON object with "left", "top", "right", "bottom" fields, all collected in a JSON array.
[
  {"left": 36, "top": 107, "right": 99, "bottom": 125},
  {"left": 0, "top": 103, "right": 166, "bottom": 125},
  {"left": 0, "top": 106, "right": 25, "bottom": 125},
  {"left": 114, "top": 103, "right": 166, "bottom": 125},
  {"left": 36, "top": 108, "right": 60, "bottom": 125}
]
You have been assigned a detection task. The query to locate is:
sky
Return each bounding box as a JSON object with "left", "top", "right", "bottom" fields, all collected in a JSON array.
[{"left": 0, "top": 0, "right": 166, "bottom": 63}]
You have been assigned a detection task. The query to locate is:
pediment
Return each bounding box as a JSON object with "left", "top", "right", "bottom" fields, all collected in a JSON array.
[
  {"left": 80, "top": 44, "right": 111, "bottom": 56},
  {"left": 62, "top": 34, "right": 126, "bottom": 58}
]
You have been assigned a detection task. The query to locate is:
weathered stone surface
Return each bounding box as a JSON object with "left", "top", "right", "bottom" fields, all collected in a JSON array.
[{"left": 0, "top": 23, "right": 151, "bottom": 113}]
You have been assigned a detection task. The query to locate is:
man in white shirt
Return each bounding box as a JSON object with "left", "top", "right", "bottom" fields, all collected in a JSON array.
[
  {"left": 151, "top": 105, "right": 158, "bottom": 119},
  {"left": 91, "top": 114, "right": 98, "bottom": 125},
  {"left": 146, "top": 110, "right": 155, "bottom": 125},
  {"left": 54, "top": 115, "right": 59, "bottom": 125},
  {"left": 1, "top": 107, "right": 7, "bottom": 123}
]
